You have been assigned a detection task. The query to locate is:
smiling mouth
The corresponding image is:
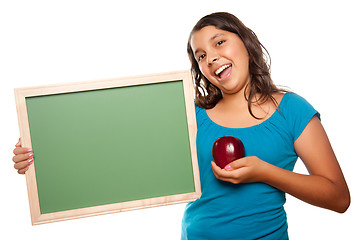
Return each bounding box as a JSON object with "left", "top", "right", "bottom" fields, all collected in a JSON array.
[{"left": 215, "top": 64, "right": 232, "bottom": 80}]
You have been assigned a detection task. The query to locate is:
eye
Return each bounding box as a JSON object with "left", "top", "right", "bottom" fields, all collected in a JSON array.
[
  {"left": 197, "top": 54, "right": 206, "bottom": 62},
  {"left": 216, "top": 40, "right": 225, "bottom": 46}
]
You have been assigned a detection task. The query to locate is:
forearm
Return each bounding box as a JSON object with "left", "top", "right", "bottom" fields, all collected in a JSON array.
[{"left": 261, "top": 163, "right": 350, "bottom": 213}]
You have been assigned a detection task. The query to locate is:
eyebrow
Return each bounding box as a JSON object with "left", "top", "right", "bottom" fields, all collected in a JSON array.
[
  {"left": 194, "top": 33, "right": 225, "bottom": 55},
  {"left": 210, "top": 33, "right": 225, "bottom": 41}
]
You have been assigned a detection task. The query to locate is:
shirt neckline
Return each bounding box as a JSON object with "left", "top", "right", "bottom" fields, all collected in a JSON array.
[{"left": 203, "top": 92, "right": 289, "bottom": 130}]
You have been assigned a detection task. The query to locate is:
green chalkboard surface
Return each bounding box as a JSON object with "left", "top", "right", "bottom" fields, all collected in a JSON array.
[{"left": 15, "top": 70, "right": 201, "bottom": 225}]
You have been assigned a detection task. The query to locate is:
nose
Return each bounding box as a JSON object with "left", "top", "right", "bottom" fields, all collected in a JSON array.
[{"left": 207, "top": 53, "right": 218, "bottom": 65}]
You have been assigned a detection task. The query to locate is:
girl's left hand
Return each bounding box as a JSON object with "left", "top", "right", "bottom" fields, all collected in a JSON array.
[{"left": 211, "top": 156, "right": 269, "bottom": 184}]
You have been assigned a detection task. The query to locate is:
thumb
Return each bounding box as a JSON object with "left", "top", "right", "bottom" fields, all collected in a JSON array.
[
  {"left": 15, "top": 138, "right": 21, "bottom": 147},
  {"left": 224, "top": 158, "right": 247, "bottom": 171}
]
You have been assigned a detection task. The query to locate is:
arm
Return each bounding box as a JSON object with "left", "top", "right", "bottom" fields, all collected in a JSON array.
[{"left": 212, "top": 116, "right": 350, "bottom": 213}]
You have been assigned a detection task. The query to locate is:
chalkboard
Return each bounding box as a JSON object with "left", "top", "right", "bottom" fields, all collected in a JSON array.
[{"left": 14, "top": 70, "right": 201, "bottom": 225}]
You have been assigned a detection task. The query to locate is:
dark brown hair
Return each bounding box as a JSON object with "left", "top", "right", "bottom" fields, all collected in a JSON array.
[{"left": 187, "top": 12, "right": 284, "bottom": 118}]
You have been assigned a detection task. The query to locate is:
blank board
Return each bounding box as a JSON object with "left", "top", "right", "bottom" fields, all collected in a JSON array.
[{"left": 14, "top": 70, "right": 201, "bottom": 225}]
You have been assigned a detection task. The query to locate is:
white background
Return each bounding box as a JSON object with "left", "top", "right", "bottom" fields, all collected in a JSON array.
[{"left": 1, "top": 0, "right": 358, "bottom": 239}]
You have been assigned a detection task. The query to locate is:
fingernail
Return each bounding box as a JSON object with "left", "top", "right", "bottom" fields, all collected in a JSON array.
[
  {"left": 24, "top": 166, "right": 28, "bottom": 169},
  {"left": 29, "top": 153, "right": 34, "bottom": 157},
  {"left": 224, "top": 165, "right": 231, "bottom": 170},
  {"left": 28, "top": 158, "right": 34, "bottom": 163},
  {"left": 27, "top": 149, "right": 33, "bottom": 152}
]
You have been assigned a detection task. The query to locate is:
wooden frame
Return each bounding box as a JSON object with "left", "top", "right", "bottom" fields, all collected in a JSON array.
[{"left": 14, "top": 70, "right": 201, "bottom": 225}]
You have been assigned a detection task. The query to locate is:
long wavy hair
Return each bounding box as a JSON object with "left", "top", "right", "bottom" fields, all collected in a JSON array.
[{"left": 187, "top": 12, "right": 284, "bottom": 118}]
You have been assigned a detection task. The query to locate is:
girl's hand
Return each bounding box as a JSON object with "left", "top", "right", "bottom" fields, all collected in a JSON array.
[
  {"left": 211, "top": 156, "right": 269, "bottom": 184},
  {"left": 12, "top": 138, "right": 34, "bottom": 174}
]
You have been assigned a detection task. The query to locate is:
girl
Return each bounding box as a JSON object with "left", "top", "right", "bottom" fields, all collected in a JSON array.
[
  {"left": 13, "top": 12, "right": 350, "bottom": 240},
  {"left": 180, "top": 12, "right": 350, "bottom": 239}
]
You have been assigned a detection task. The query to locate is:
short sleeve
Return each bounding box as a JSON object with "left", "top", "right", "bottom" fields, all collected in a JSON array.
[
  {"left": 195, "top": 103, "right": 202, "bottom": 115},
  {"left": 195, "top": 104, "right": 207, "bottom": 128},
  {"left": 281, "top": 93, "right": 320, "bottom": 142}
]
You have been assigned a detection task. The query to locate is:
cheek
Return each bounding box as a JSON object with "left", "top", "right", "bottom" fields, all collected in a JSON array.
[
  {"left": 198, "top": 64, "right": 219, "bottom": 86},
  {"left": 227, "top": 41, "right": 249, "bottom": 66},
  {"left": 198, "top": 64, "right": 211, "bottom": 79},
  {"left": 222, "top": 46, "right": 235, "bottom": 57}
]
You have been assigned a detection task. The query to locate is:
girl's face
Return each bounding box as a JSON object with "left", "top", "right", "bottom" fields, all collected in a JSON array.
[{"left": 190, "top": 26, "right": 250, "bottom": 96}]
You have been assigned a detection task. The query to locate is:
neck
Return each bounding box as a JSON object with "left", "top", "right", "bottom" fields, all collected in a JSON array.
[{"left": 219, "top": 84, "right": 251, "bottom": 110}]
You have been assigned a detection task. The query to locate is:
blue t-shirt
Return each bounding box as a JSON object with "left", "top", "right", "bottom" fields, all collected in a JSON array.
[{"left": 181, "top": 93, "right": 319, "bottom": 240}]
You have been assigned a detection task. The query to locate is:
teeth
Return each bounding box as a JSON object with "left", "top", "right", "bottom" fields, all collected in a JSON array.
[{"left": 215, "top": 64, "right": 231, "bottom": 76}]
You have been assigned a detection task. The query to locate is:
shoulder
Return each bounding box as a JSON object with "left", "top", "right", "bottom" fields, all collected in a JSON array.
[
  {"left": 279, "top": 92, "right": 319, "bottom": 113},
  {"left": 195, "top": 103, "right": 205, "bottom": 115},
  {"left": 279, "top": 92, "right": 320, "bottom": 141},
  {"left": 195, "top": 103, "right": 208, "bottom": 127},
  {"left": 280, "top": 92, "right": 303, "bottom": 104},
  {"left": 285, "top": 92, "right": 305, "bottom": 101}
]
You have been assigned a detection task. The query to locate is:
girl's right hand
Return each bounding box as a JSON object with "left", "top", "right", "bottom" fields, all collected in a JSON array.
[{"left": 12, "top": 139, "right": 34, "bottom": 174}]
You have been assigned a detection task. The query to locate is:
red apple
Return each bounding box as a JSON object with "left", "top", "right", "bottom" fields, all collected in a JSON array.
[{"left": 212, "top": 136, "right": 245, "bottom": 169}]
